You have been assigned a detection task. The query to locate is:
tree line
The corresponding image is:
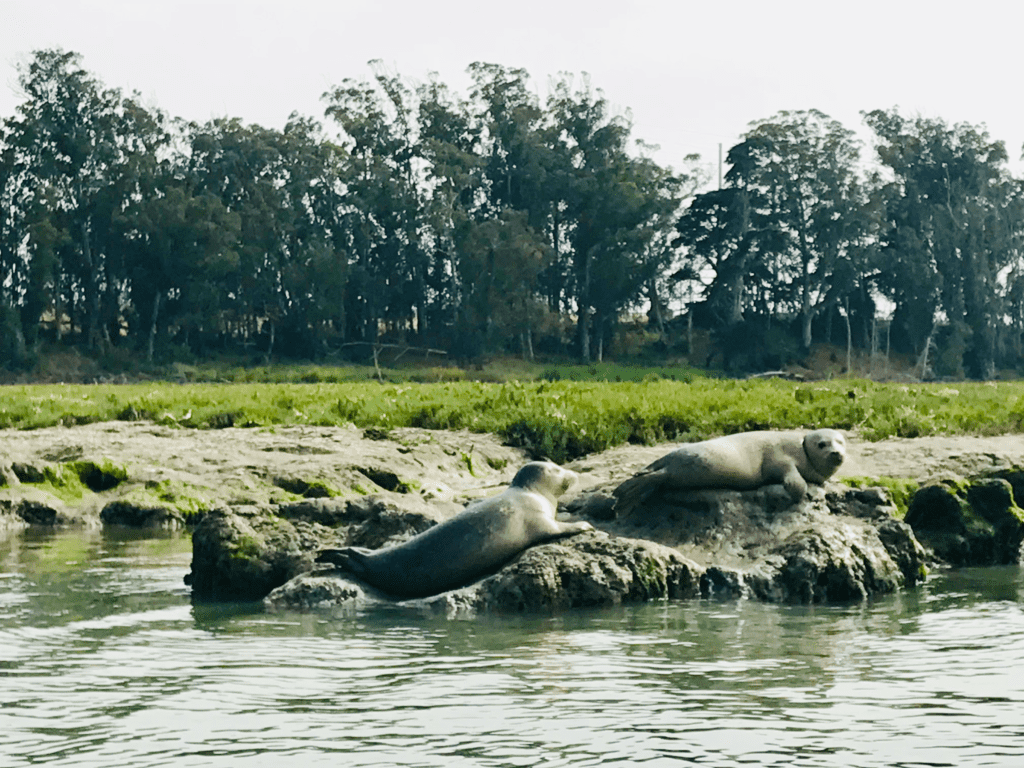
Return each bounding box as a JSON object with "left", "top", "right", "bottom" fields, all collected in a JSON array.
[{"left": 2, "top": 49, "right": 1023, "bottom": 378}]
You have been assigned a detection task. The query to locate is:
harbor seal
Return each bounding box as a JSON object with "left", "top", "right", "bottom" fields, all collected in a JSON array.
[
  {"left": 612, "top": 428, "right": 847, "bottom": 515},
  {"left": 315, "top": 461, "right": 593, "bottom": 598}
]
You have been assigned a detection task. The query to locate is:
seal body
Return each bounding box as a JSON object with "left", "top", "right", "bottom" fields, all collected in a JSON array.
[
  {"left": 613, "top": 429, "right": 846, "bottom": 515},
  {"left": 315, "top": 461, "right": 592, "bottom": 598}
]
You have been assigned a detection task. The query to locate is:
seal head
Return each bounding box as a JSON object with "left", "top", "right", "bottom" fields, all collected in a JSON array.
[{"left": 802, "top": 428, "right": 846, "bottom": 480}]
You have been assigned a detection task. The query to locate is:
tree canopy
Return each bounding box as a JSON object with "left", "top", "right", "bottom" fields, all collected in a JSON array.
[{"left": 3, "top": 49, "right": 1024, "bottom": 379}]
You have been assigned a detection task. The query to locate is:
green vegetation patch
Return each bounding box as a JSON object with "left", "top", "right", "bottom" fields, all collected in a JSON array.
[
  {"left": 840, "top": 476, "right": 921, "bottom": 519},
  {"left": 119, "top": 480, "right": 215, "bottom": 524},
  {"left": 31, "top": 465, "right": 91, "bottom": 503},
  {"left": 272, "top": 476, "right": 343, "bottom": 499},
  {"left": 69, "top": 460, "right": 128, "bottom": 492},
  {"left": 10, "top": 459, "right": 129, "bottom": 504},
  {"left": 5, "top": 378, "right": 1024, "bottom": 465}
]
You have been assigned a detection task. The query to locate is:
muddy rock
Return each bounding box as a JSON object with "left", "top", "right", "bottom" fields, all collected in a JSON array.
[
  {"left": 265, "top": 531, "right": 704, "bottom": 616},
  {"left": 0, "top": 494, "right": 97, "bottom": 528},
  {"left": 263, "top": 573, "right": 377, "bottom": 612},
  {"left": 432, "top": 531, "right": 703, "bottom": 614},
  {"left": 187, "top": 497, "right": 443, "bottom": 601},
  {"left": 100, "top": 499, "right": 187, "bottom": 530},
  {"left": 565, "top": 481, "right": 926, "bottom": 605},
  {"left": 5, "top": 422, "right": 1023, "bottom": 613},
  {"left": 905, "top": 478, "right": 1024, "bottom": 566},
  {"left": 0, "top": 422, "right": 526, "bottom": 530},
  {"left": 187, "top": 505, "right": 338, "bottom": 601},
  {"left": 263, "top": 481, "right": 926, "bottom": 612},
  {"left": 0, "top": 500, "right": 29, "bottom": 530}
]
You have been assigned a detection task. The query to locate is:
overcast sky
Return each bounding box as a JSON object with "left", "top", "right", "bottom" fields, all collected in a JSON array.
[{"left": 3, "top": 0, "right": 1023, "bottom": 179}]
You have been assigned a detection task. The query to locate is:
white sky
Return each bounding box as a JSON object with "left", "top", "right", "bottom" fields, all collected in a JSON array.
[{"left": 2, "top": 0, "right": 1023, "bottom": 180}]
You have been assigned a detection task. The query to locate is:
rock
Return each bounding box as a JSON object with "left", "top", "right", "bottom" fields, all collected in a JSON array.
[
  {"left": 0, "top": 422, "right": 525, "bottom": 532},
  {"left": 967, "top": 479, "right": 1024, "bottom": 563},
  {"left": 437, "top": 531, "right": 704, "bottom": 614},
  {"left": 5, "top": 421, "right": 1020, "bottom": 612},
  {"left": 187, "top": 496, "right": 439, "bottom": 601},
  {"left": 0, "top": 496, "right": 97, "bottom": 528},
  {"left": 265, "top": 531, "right": 704, "bottom": 616},
  {"left": 186, "top": 505, "right": 338, "bottom": 601},
  {"left": 0, "top": 460, "right": 18, "bottom": 487},
  {"left": 0, "top": 500, "right": 28, "bottom": 530},
  {"left": 750, "top": 520, "right": 923, "bottom": 603},
  {"left": 905, "top": 478, "right": 1024, "bottom": 566},
  {"left": 567, "top": 481, "right": 926, "bottom": 605},
  {"left": 276, "top": 496, "right": 442, "bottom": 548},
  {"left": 264, "top": 574, "right": 374, "bottom": 612},
  {"left": 14, "top": 499, "right": 66, "bottom": 526},
  {"left": 100, "top": 500, "right": 186, "bottom": 530},
  {"left": 11, "top": 462, "right": 47, "bottom": 484},
  {"left": 263, "top": 483, "right": 926, "bottom": 612}
]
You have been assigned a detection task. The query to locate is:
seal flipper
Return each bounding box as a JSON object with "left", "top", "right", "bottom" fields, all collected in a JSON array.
[
  {"left": 611, "top": 469, "right": 665, "bottom": 516},
  {"left": 315, "top": 547, "right": 373, "bottom": 579}
]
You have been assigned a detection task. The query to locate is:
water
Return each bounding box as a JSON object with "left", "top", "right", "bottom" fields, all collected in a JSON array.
[{"left": 2, "top": 528, "right": 1024, "bottom": 767}]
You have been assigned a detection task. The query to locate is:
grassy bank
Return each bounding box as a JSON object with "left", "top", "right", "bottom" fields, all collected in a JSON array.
[{"left": 3, "top": 378, "right": 1023, "bottom": 463}]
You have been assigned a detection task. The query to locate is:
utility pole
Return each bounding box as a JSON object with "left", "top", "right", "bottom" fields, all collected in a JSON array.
[{"left": 718, "top": 143, "right": 723, "bottom": 190}]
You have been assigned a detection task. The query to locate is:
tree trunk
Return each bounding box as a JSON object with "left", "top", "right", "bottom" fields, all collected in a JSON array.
[
  {"left": 81, "top": 219, "right": 101, "bottom": 350},
  {"left": 578, "top": 246, "right": 598, "bottom": 362},
  {"left": 521, "top": 330, "right": 534, "bottom": 361},
  {"left": 54, "top": 270, "right": 65, "bottom": 343},
  {"left": 147, "top": 291, "right": 162, "bottom": 363},
  {"left": 844, "top": 300, "right": 852, "bottom": 374},
  {"left": 647, "top": 278, "right": 666, "bottom": 337},
  {"left": 918, "top": 325, "right": 935, "bottom": 379},
  {"left": 579, "top": 309, "right": 591, "bottom": 362}
]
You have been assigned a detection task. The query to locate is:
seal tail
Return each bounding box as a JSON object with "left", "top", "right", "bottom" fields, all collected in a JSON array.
[{"left": 612, "top": 471, "right": 664, "bottom": 516}]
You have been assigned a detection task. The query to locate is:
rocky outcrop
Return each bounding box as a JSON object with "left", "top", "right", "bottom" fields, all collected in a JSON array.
[
  {"left": 186, "top": 505, "right": 334, "bottom": 601},
  {"left": 573, "top": 482, "right": 926, "bottom": 604},
  {"left": 187, "top": 496, "right": 445, "bottom": 601},
  {"left": 258, "top": 480, "right": 928, "bottom": 613},
  {"left": 6, "top": 422, "right": 1024, "bottom": 614},
  {"left": 264, "top": 531, "right": 703, "bottom": 616},
  {"left": 904, "top": 477, "right": 1024, "bottom": 566}
]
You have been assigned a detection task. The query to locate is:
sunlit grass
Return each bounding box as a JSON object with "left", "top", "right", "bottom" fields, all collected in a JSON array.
[{"left": 3, "top": 377, "right": 1023, "bottom": 464}]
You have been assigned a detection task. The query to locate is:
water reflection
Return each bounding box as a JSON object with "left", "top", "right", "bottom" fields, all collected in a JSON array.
[{"left": 1, "top": 528, "right": 1023, "bottom": 767}]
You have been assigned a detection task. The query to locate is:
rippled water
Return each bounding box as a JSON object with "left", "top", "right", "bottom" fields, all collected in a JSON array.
[{"left": 2, "top": 528, "right": 1024, "bottom": 767}]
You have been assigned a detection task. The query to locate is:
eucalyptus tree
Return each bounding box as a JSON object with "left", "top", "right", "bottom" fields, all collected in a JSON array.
[
  {"left": 0, "top": 120, "right": 27, "bottom": 360},
  {"left": 273, "top": 115, "right": 349, "bottom": 356},
  {"left": 2, "top": 48, "right": 157, "bottom": 349},
  {"left": 674, "top": 184, "right": 753, "bottom": 326},
  {"left": 415, "top": 75, "right": 485, "bottom": 336},
  {"left": 731, "top": 110, "right": 871, "bottom": 348},
  {"left": 452, "top": 209, "right": 551, "bottom": 358},
  {"left": 467, "top": 63, "right": 549, "bottom": 221},
  {"left": 182, "top": 117, "right": 288, "bottom": 349},
  {"left": 460, "top": 63, "right": 559, "bottom": 356},
  {"left": 118, "top": 176, "right": 240, "bottom": 361},
  {"left": 546, "top": 75, "right": 684, "bottom": 360},
  {"left": 865, "top": 109, "right": 1022, "bottom": 378},
  {"left": 175, "top": 114, "right": 350, "bottom": 357},
  {"left": 324, "top": 65, "right": 428, "bottom": 345}
]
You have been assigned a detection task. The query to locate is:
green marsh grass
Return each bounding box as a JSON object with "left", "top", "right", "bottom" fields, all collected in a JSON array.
[{"left": 3, "top": 378, "right": 1024, "bottom": 463}]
